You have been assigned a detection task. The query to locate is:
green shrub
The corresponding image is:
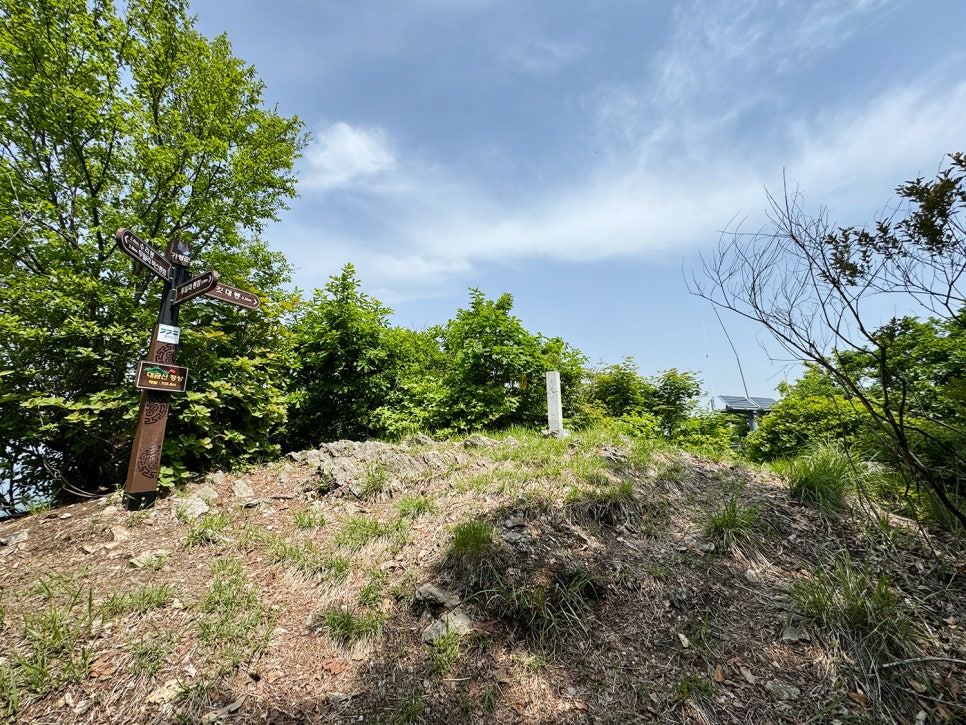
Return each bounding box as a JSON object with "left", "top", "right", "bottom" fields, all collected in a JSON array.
[{"left": 773, "top": 443, "right": 852, "bottom": 511}]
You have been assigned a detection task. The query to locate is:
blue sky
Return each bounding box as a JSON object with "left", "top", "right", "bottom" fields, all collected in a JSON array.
[{"left": 193, "top": 0, "right": 966, "bottom": 404}]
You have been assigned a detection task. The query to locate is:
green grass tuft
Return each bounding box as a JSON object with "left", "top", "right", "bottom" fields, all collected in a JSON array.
[
  {"left": 704, "top": 496, "right": 760, "bottom": 548},
  {"left": 395, "top": 494, "right": 435, "bottom": 519},
  {"left": 293, "top": 505, "right": 326, "bottom": 530},
  {"left": 566, "top": 480, "right": 638, "bottom": 528},
  {"left": 334, "top": 515, "right": 404, "bottom": 552},
  {"left": 322, "top": 607, "right": 384, "bottom": 645},
  {"left": 197, "top": 557, "right": 269, "bottom": 672},
  {"left": 791, "top": 549, "right": 919, "bottom": 663},
  {"left": 773, "top": 443, "right": 852, "bottom": 511},
  {"left": 447, "top": 518, "right": 496, "bottom": 566},
  {"left": 129, "top": 629, "right": 178, "bottom": 677},
  {"left": 101, "top": 583, "right": 173, "bottom": 618},
  {"left": 182, "top": 511, "right": 231, "bottom": 547}
]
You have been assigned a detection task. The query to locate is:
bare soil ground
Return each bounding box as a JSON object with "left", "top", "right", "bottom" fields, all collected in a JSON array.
[{"left": 1, "top": 430, "right": 964, "bottom": 724}]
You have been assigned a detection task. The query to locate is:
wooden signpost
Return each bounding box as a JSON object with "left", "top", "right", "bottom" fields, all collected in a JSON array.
[{"left": 117, "top": 228, "right": 260, "bottom": 509}]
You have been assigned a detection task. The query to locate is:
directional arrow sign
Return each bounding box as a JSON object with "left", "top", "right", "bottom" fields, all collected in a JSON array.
[
  {"left": 173, "top": 270, "right": 219, "bottom": 304},
  {"left": 116, "top": 228, "right": 171, "bottom": 281},
  {"left": 205, "top": 283, "right": 260, "bottom": 310}
]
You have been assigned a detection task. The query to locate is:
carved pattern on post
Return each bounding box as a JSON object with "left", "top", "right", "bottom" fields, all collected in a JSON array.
[
  {"left": 136, "top": 444, "right": 162, "bottom": 478},
  {"left": 143, "top": 394, "right": 169, "bottom": 424},
  {"left": 155, "top": 343, "right": 177, "bottom": 364}
]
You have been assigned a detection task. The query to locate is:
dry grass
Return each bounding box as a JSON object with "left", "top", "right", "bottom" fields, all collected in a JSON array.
[{"left": 0, "top": 428, "right": 963, "bottom": 724}]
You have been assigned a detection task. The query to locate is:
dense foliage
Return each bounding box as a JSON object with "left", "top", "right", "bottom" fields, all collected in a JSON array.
[
  {"left": 744, "top": 366, "right": 868, "bottom": 463},
  {"left": 286, "top": 270, "right": 588, "bottom": 446},
  {"left": 0, "top": 0, "right": 304, "bottom": 511},
  {"left": 287, "top": 265, "right": 396, "bottom": 447}
]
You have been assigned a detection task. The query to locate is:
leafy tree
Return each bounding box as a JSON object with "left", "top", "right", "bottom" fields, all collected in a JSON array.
[
  {"left": 744, "top": 366, "right": 869, "bottom": 462},
  {"left": 434, "top": 290, "right": 543, "bottom": 432},
  {"left": 692, "top": 153, "right": 966, "bottom": 527},
  {"left": 587, "top": 358, "right": 651, "bottom": 418},
  {"left": 287, "top": 265, "right": 395, "bottom": 447},
  {"left": 646, "top": 368, "right": 703, "bottom": 438},
  {"left": 167, "top": 295, "right": 298, "bottom": 483},
  {"left": 434, "top": 290, "right": 585, "bottom": 433},
  {"left": 0, "top": 0, "right": 304, "bottom": 512},
  {"left": 586, "top": 361, "right": 705, "bottom": 439},
  {"left": 836, "top": 316, "right": 966, "bottom": 499},
  {"left": 370, "top": 326, "right": 449, "bottom": 440}
]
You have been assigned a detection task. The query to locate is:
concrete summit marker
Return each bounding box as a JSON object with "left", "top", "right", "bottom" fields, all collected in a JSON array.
[
  {"left": 117, "top": 228, "right": 260, "bottom": 509},
  {"left": 544, "top": 371, "right": 570, "bottom": 438}
]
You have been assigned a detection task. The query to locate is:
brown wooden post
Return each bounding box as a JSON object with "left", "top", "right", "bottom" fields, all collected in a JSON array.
[
  {"left": 123, "top": 239, "right": 190, "bottom": 510},
  {"left": 116, "top": 228, "right": 259, "bottom": 510}
]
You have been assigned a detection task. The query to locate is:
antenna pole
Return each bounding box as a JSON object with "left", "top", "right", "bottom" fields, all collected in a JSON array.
[{"left": 714, "top": 306, "right": 752, "bottom": 403}]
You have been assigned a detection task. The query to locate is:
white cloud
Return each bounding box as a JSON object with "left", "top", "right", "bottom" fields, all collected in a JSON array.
[
  {"left": 302, "top": 122, "right": 397, "bottom": 192},
  {"left": 297, "top": 73, "right": 966, "bottom": 300},
  {"left": 786, "top": 80, "right": 966, "bottom": 206}
]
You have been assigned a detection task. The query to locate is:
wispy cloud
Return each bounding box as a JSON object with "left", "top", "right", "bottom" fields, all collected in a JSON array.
[
  {"left": 302, "top": 122, "right": 397, "bottom": 192},
  {"left": 502, "top": 38, "right": 583, "bottom": 76},
  {"left": 287, "top": 66, "right": 965, "bottom": 301},
  {"left": 654, "top": 0, "right": 897, "bottom": 104}
]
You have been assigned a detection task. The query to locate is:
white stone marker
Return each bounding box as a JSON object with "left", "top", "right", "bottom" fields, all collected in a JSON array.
[{"left": 544, "top": 371, "right": 570, "bottom": 438}]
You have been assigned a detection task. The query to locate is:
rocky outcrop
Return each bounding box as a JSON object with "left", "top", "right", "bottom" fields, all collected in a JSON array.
[{"left": 287, "top": 439, "right": 472, "bottom": 498}]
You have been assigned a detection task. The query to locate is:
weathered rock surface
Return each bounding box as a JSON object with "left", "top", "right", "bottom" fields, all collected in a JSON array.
[
  {"left": 415, "top": 583, "right": 461, "bottom": 608},
  {"left": 289, "top": 440, "right": 470, "bottom": 498},
  {"left": 422, "top": 607, "right": 475, "bottom": 643},
  {"left": 0, "top": 529, "right": 28, "bottom": 546}
]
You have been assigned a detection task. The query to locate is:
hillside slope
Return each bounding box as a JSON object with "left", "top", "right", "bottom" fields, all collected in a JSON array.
[{"left": 1, "top": 430, "right": 964, "bottom": 723}]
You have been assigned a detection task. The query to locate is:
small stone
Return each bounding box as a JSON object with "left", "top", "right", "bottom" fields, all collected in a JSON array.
[
  {"left": 415, "top": 583, "right": 461, "bottom": 608},
  {"left": 404, "top": 433, "right": 435, "bottom": 447},
  {"left": 176, "top": 495, "right": 209, "bottom": 520},
  {"left": 683, "top": 535, "right": 715, "bottom": 553},
  {"left": 192, "top": 485, "right": 219, "bottom": 502},
  {"left": 500, "top": 530, "right": 525, "bottom": 545},
  {"left": 764, "top": 679, "right": 800, "bottom": 701},
  {"left": 422, "top": 607, "right": 475, "bottom": 643},
  {"left": 463, "top": 434, "right": 499, "bottom": 448},
  {"left": 145, "top": 679, "right": 181, "bottom": 704},
  {"left": 59, "top": 512, "right": 72, "bottom": 519},
  {"left": 110, "top": 526, "right": 131, "bottom": 542},
  {"left": 780, "top": 622, "right": 811, "bottom": 643},
  {"left": 232, "top": 481, "right": 255, "bottom": 499},
  {"left": 0, "top": 530, "right": 28, "bottom": 546},
  {"left": 129, "top": 550, "right": 171, "bottom": 568}
]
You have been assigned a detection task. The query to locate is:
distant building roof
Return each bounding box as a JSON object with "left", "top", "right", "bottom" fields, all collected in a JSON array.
[{"left": 718, "top": 395, "right": 777, "bottom": 412}]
